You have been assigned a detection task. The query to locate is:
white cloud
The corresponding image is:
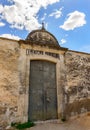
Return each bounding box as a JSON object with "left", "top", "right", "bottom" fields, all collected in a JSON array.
[
  {"left": 0, "top": 5, "right": 3, "bottom": 13},
  {"left": 60, "top": 38, "right": 66, "bottom": 44},
  {"left": 49, "top": 7, "right": 63, "bottom": 19},
  {"left": 0, "top": 34, "right": 21, "bottom": 40},
  {"left": 0, "top": 0, "right": 59, "bottom": 31},
  {"left": 60, "top": 11, "right": 86, "bottom": 30},
  {"left": 41, "top": 13, "right": 47, "bottom": 21},
  {"left": 45, "top": 22, "right": 48, "bottom": 29},
  {"left": 0, "top": 22, "right": 5, "bottom": 27}
]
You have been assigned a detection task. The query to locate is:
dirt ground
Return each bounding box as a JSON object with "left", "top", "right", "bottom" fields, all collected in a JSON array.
[{"left": 27, "top": 114, "right": 90, "bottom": 130}]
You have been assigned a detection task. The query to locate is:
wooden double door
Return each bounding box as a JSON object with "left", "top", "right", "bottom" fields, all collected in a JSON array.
[{"left": 28, "top": 60, "right": 57, "bottom": 121}]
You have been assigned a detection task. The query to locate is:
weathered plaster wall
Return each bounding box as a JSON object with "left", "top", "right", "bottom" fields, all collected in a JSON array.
[
  {"left": 0, "top": 38, "right": 20, "bottom": 128},
  {"left": 0, "top": 38, "right": 90, "bottom": 128},
  {"left": 65, "top": 51, "right": 90, "bottom": 118}
]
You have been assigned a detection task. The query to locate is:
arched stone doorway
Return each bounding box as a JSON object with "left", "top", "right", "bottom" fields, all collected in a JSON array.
[{"left": 28, "top": 60, "right": 57, "bottom": 121}]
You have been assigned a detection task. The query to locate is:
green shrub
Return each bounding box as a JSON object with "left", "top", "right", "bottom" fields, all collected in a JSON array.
[{"left": 11, "top": 121, "right": 35, "bottom": 130}]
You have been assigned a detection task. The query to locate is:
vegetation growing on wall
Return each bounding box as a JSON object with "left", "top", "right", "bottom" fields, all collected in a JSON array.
[{"left": 11, "top": 121, "right": 35, "bottom": 129}]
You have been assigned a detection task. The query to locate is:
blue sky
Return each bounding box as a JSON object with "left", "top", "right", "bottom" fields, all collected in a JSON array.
[{"left": 0, "top": 0, "right": 90, "bottom": 53}]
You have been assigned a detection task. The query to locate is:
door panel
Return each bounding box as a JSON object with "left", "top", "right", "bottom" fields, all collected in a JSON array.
[
  {"left": 28, "top": 60, "right": 57, "bottom": 121},
  {"left": 45, "top": 88, "right": 57, "bottom": 119}
]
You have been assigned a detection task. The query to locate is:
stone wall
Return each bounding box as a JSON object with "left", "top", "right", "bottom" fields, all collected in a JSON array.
[
  {"left": 0, "top": 38, "right": 20, "bottom": 128},
  {"left": 64, "top": 51, "right": 90, "bottom": 118},
  {"left": 0, "top": 38, "right": 90, "bottom": 128}
]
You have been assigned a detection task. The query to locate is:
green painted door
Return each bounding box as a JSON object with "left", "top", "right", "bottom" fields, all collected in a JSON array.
[{"left": 28, "top": 60, "right": 57, "bottom": 121}]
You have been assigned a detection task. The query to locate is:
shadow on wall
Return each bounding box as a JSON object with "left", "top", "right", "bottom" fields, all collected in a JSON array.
[{"left": 64, "top": 98, "right": 90, "bottom": 119}]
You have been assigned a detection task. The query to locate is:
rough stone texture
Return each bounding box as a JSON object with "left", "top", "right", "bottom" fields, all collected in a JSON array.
[
  {"left": 65, "top": 51, "right": 90, "bottom": 118},
  {"left": 0, "top": 38, "right": 90, "bottom": 128},
  {"left": 0, "top": 38, "right": 20, "bottom": 128}
]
